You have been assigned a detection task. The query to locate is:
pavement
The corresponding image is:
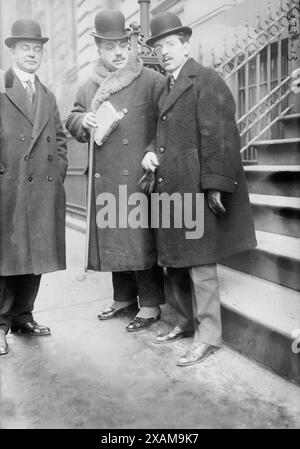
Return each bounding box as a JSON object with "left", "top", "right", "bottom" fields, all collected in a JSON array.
[{"left": 0, "top": 227, "right": 300, "bottom": 429}]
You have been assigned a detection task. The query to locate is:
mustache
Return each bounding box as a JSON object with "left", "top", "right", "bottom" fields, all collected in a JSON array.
[
  {"left": 113, "top": 58, "right": 126, "bottom": 63},
  {"left": 162, "top": 57, "right": 173, "bottom": 63}
]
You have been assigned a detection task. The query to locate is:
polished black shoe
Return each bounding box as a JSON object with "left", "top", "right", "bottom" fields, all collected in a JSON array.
[
  {"left": 126, "top": 313, "right": 161, "bottom": 332},
  {"left": 0, "top": 330, "right": 8, "bottom": 355},
  {"left": 176, "top": 342, "right": 219, "bottom": 367},
  {"left": 98, "top": 303, "right": 137, "bottom": 320},
  {"left": 10, "top": 321, "right": 51, "bottom": 336}
]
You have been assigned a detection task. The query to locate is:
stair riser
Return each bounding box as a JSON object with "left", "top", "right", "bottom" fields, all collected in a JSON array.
[
  {"left": 251, "top": 203, "right": 300, "bottom": 238},
  {"left": 255, "top": 143, "right": 300, "bottom": 165},
  {"left": 222, "top": 306, "right": 300, "bottom": 385},
  {"left": 222, "top": 248, "right": 300, "bottom": 290},
  {"left": 246, "top": 171, "right": 300, "bottom": 196},
  {"left": 283, "top": 122, "right": 300, "bottom": 140}
]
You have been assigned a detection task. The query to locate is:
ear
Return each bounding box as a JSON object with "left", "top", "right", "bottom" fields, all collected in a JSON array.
[{"left": 183, "top": 41, "right": 190, "bottom": 57}]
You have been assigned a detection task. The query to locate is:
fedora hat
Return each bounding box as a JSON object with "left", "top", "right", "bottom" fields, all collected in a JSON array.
[
  {"left": 5, "top": 19, "right": 49, "bottom": 47},
  {"left": 90, "top": 10, "right": 129, "bottom": 41},
  {"left": 146, "top": 12, "right": 192, "bottom": 46}
]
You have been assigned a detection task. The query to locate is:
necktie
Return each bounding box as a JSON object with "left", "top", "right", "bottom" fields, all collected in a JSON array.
[
  {"left": 169, "top": 75, "right": 175, "bottom": 91},
  {"left": 24, "top": 79, "right": 35, "bottom": 102}
]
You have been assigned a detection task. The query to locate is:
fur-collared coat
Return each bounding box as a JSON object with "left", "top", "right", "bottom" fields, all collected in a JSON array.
[
  {"left": 66, "top": 54, "right": 165, "bottom": 271},
  {"left": 146, "top": 58, "right": 257, "bottom": 267},
  {"left": 0, "top": 69, "right": 68, "bottom": 276}
]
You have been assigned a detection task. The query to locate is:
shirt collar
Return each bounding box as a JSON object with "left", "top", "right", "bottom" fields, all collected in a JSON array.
[
  {"left": 13, "top": 66, "right": 35, "bottom": 84},
  {"left": 170, "top": 58, "right": 188, "bottom": 80}
]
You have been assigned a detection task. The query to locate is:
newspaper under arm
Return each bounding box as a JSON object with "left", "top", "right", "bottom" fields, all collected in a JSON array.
[{"left": 94, "top": 100, "right": 124, "bottom": 146}]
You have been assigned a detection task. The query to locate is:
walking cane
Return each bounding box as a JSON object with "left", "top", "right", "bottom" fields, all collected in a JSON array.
[{"left": 84, "top": 127, "right": 95, "bottom": 272}]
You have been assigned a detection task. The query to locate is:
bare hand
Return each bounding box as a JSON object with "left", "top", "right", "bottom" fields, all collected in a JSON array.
[
  {"left": 83, "top": 112, "right": 97, "bottom": 129},
  {"left": 207, "top": 190, "right": 226, "bottom": 215},
  {"left": 142, "top": 152, "right": 159, "bottom": 172}
]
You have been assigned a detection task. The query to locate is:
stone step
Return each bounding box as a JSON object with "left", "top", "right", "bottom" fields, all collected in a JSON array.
[
  {"left": 250, "top": 194, "right": 300, "bottom": 238},
  {"left": 222, "top": 230, "right": 300, "bottom": 291},
  {"left": 251, "top": 138, "right": 300, "bottom": 165},
  {"left": 279, "top": 113, "right": 300, "bottom": 139},
  {"left": 244, "top": 165, "right": 300, "bottom": 196},
  {"left": 219, "top": 265, "right": 300, "bottom": 385}
]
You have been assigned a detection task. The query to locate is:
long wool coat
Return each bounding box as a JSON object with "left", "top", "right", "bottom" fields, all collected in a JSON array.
[
  {"left": 0, "top": 69, "right": 68, "bottom": 276},
  {"left": 147, "top": 58, "right": 257, "bottom": 267},
  {"left": 66, "top": 55, "right": 165, "bottom": 271}
]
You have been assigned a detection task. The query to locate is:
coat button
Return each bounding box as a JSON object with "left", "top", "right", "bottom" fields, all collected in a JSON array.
[
  {"left": 47, "top": 136, "right": 51, "bottom": 142},
  {"left": 161, "top": 115, "right": 167, "bottom": 121},
  {"left": 159, "top": 147, "right": 165, "bottom": 153},
  {"left": 94, "top": 173, "right": 100, "bottom": 179},
  {"left": 20, "top": 135, "right": 26, "bottom": 141},
  {"left": 122, "top": 170, "right": 129, "bottom": 176},
  {"left": 234, "top": 180, "right": 238, "bottom": 185},
  {"left": 28, "top": 176, "right": 33, "bottom": 182},
  {"left": 48, "top": 155, "right": 53, "bottom": 161},
  {"left": 47, "top": 176, "right": 53, "bottom": 182},
  {"left": 122, "top": 108, "right": 128, "bottom": 114},
  {"left": 123, "top": 138, "right": 129, "bottom": 145},
  {"left": 24, "top": 154, "right": 28, "bottom": 161},
  {"left": 158, "top": 177, "right": 164, "bottom": 183}
]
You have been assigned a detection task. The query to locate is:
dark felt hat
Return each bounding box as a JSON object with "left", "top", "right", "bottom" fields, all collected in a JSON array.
[
  {"left": 5, "top": 19, "right": 49, "bottom": 47},
  {"left": 90, "top": 10, "right": 129, "bottom": 41},
  {"left": 146, "top": 12, "right": 192, "bottom": 46}
]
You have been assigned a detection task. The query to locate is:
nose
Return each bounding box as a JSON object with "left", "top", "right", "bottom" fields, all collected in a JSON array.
[
  {"left": 28, "top": 48, "right": 35, "bottom": 58},
  {"left": 161, "top": 45, "right": 168, "bottom": 56}
]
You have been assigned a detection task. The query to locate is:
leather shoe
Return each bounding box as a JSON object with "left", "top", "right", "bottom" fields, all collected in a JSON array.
[
  {"left": 0, "top": 330, "right": 8, "bottom": 355},
  {"left": 176, "top": 342, "right": 219, "bottom": 366},
  {"left": 98, "top": 303, "right": 137, "bottom": 320},
  {"left": 126, "top": 313, "right": 161, "bottom": 332},
  {"left": 155, "top": 326, "right": 193, "bottom": 344},
  {"left": 10, "top": 321, "right": 51, "bottom": 336}
]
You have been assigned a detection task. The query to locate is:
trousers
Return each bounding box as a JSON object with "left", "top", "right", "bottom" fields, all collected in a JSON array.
[
  {"left": 0, "top": 274, "right": 42, "bottom": 334},
  {"left": 164, "top": 264, "right": 222, "bottom": 347},
  {"left": 112, "top": 265, "right": 165, "bottom": 307}
]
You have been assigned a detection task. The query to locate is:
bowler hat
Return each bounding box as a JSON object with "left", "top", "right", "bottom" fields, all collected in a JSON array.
[
  {"left": 146, "top": 12, "right": 192, "bottom": 47},
  {"left": 90, "top": 10, "right": 129, "bottom": 41},
  {"left": 5, "top": 19, "right": 49, "bottom": 47}
]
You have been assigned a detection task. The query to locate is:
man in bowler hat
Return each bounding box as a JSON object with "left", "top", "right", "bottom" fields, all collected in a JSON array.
[
  {"left": 67, "top": 10, "right": 165, "bottom": 331},
  {"left": 0, "top": 19, "right": 68, "bottom": 355},
  {"left": 142, "top": 12, "right": 256, "bottom": 366}
]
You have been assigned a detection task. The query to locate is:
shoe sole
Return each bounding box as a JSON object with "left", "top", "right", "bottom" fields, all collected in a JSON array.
[
  {"left": 10, "top": 329, "right": 51, "bottom": 336},
  {"left": 176, "top": 348, "right": 219, "bottom": 367}
]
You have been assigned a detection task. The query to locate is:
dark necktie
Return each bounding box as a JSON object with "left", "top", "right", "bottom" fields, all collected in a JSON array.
[{"left": 169, "top": 75, "right": 175, "bottom": 91}]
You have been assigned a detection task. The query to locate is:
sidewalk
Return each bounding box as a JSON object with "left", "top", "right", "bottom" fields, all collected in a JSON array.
[{"left": 0, "top": 227, "right": 300, "bottom": 429}]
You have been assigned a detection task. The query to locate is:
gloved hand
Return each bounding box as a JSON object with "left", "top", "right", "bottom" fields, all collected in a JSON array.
[
  {"left": 82, "top": 112, "right": 97, "bottom": 129},
  {"left": 141, "top": 152, "right": 159, "bottom": 172}
]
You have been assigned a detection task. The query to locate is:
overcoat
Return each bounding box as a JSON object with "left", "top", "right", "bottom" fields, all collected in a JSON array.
[
  {"left": 0, "top": 69, "right": 68, "bottom": 276},
  {"left": 146, "top": 58, "right": 257, "bottom": 267},
  {"left": 66, "top": 56, "right": 165, "bottom": 271}
]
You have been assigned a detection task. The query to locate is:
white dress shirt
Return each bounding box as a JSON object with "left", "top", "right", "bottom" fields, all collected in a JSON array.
[{"left": 13, "top": 66, "right": 36, "bottom": 93}]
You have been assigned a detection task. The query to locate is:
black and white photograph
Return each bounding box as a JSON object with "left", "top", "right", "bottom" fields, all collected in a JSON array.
[{"left": 0, "top": 0, "right": 299, "bottom": 431}]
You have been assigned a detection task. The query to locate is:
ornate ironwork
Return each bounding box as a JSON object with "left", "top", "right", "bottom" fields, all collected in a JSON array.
[{"left": 212, "top": 0, "right": 299, "bottom": 79}]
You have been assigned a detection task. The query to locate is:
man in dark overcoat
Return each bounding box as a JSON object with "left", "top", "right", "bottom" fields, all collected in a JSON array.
[
  {"left": 0, "top": 19, "right": 68, "bottom": 355},
  {"left": 66, "top": 10, "right": 165, "bottom": 332},
  {"left": 142, "top": 12, "right": 257, "bottom": 366}
]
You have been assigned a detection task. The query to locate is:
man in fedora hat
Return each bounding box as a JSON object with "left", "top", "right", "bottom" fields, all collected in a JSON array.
[
  {"left": 0, "top": 19, "right": 68, "bottom": 355},
  {"left": 67, "top": 10, "right": 165, "bottom": 332},
  {"left": 142, "top": 12, "right": 256, "bottom": 366}
]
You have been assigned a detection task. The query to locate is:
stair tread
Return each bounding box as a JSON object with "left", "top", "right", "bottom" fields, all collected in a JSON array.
[
  {"left": 255, "top": 230, "right": 300, "bottom": 260},
  {"left": 252, "top": 138, "right": 300, "bottom": 146},
  {"left": 279, "top": 113, "right": 300, "bottom": 121},
  {"left": 250, "top": 194, "right": 300, "bottom": 208},
  {"left": 244, "top": 165, "right": 300, "bottom": 171},
  {"left": 219, "top": 265, "right": 300, "bottom": 337}
]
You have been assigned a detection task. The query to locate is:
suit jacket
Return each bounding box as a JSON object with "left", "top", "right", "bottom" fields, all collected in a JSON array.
[
  {"left": 145, "top": 58, "right": 257, "bottom": 267},
  {"left": 0, "top": 68, "right": 68, "bottom": 275}
]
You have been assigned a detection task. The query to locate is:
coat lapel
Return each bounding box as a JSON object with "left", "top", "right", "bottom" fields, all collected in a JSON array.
[
  {"left": 5, "top": 69, "right": 35, "bottom": 125},
  {"left": 28, "top": 77, "right": 50, "bottom": 154},
  {"left": 160, "top": 58, "right": 200, "bottom": 116}
]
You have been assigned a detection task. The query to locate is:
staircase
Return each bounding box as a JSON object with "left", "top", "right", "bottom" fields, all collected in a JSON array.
[{"left": 219, "top": 110, "right": 300, "bottom": 386}]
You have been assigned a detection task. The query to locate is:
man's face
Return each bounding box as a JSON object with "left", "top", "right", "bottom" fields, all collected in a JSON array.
[
  {"left": 154, "top": 34, "right": 189, "bottom": 74},
  {"left": 97, "top": 38, "right": 130, "bottom": 71},
  {"left": 10, "top": 40, "right": 43, "bottom": 73}
]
